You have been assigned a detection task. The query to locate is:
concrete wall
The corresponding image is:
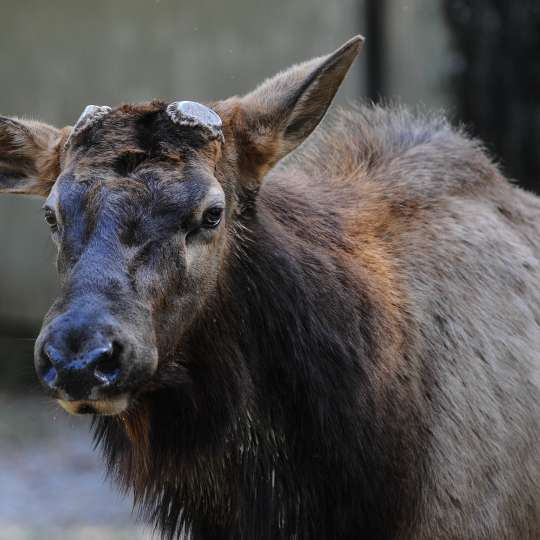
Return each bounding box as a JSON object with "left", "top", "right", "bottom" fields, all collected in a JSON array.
[
  {"left": 385, "top": 1, "right": 453, "bottom": 110},
  {"left": 0, "top": 0, "right": 363, "bottom": 331},
  {"left": 0, "top": 0, "right": 455, "bottom": 378}
]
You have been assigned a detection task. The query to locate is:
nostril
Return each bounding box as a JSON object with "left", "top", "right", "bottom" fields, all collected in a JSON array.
[
  {"left": 43, "top": 344, "right": 65, "bottom": 367},
  {"left": 37, "top": 347, "right": 58, "bottom": 389},
  {"left": 94, "top": 341, "right": 122, "bottom": 385},
  {"left": 43, "top": 366, "right": 58, "bottom": 388}
]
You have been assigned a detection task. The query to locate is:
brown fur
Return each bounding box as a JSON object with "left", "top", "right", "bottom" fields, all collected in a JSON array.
[
  {"left": 0, "top": 117, "right": 70, "bottom": 194},
  {"left": 0, "top": 37, "right": 539, "bottom": 539}
]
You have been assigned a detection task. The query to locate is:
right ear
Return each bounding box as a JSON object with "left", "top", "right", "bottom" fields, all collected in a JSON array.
[
  {"left": 215, "top": 36, "right": 363, "bottom": 196},
  {"left": 0, "top": 116, "right": 70, "bottom": 196}
]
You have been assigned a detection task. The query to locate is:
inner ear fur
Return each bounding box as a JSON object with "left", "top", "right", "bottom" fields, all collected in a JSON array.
[
  {"left": 217, "top": 35, "right": 364, "bottom": 187},
  {"left": 0, "top": 116, "right": 69, "bottom": 196}
]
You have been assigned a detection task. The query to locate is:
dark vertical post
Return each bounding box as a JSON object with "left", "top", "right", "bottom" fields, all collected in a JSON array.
[
  {"left": 365, "top": 0, "right": 386, "bottom": 101},
  {"left": 444, "top": 0, "right": 540, "bottom": 194}
]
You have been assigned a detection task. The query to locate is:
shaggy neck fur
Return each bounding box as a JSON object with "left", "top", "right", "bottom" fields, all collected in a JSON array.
[
  {"left": 93, "top": 107, "right": 445, "bottom": 539},
  {"left": 94, "top": 197, "right": 422, "bottom": 540}
]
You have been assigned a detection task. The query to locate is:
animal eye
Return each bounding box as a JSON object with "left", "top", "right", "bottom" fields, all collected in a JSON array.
[
  {"left": 43, "top": 207, "right": 58, "bottom": 230},
  {"left": 202, "top": 206, "right": 223, "bottom": 229}
]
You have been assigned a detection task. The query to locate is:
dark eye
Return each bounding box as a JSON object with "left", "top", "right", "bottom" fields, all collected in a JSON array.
[
  {"left": 202, "top": 206, "right": 223, "bottom": 229},
  {"left": 43, "top": 207, "right": 58, "bottom": 230}
]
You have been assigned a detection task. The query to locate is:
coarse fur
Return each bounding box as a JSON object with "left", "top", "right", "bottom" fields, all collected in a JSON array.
[
  {"left": 90, "top": 105, "right": 540, "bottom": 539},
  {"left": 1, "top": 37, "right": 539, "bottom": 539}
]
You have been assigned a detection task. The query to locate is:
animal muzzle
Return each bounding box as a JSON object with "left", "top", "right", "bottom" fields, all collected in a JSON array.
[{"left": 34, "top": 304, "right": 157, "bottom": 414}]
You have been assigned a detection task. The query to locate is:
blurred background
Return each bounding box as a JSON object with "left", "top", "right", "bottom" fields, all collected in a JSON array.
[{"left": 0, "top": 1, "right": 538, "bottom": 538}]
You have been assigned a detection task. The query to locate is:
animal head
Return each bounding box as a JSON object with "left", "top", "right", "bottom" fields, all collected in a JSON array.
[{"left": 0, "top": 36, "right": 363, "bottom": 415}]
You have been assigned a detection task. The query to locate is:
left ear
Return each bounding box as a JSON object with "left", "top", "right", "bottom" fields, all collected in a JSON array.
[
  {"left": 0, "top": 116, "right": 69, "bottom": 196},
  {"left": 218, "top": 35, "right": 363, "bottom": 185}
]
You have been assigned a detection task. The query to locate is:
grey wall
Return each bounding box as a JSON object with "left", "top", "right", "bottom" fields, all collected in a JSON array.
[
  {"left": 385, "top": 1, "right": 453, "bottom": 110},
  {"left": 0, "top": 0, "right": 456, "bottom": 379},
  {"left": 0, "top": 0, "right": 363, "bottom": 332}
]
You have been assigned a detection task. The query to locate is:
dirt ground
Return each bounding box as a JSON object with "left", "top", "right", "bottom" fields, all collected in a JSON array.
[{"left": 0, "top": 393, "right": 152, "bottom": 540}]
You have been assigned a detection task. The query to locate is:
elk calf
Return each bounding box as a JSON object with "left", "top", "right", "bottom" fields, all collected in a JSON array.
[{"left": 0, "top": 36, "right": 539, "bottom": 539}]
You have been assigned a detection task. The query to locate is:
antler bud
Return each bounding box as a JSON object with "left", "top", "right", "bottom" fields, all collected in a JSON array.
[
  {"left": 65, "top": 105, "right": 112, "bottom": 149},
  {"left": 166, "top": 101, "right": 223, "bottom": 142}
]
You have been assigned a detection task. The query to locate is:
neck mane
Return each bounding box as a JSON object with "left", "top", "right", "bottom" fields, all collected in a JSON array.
[{"left": 94, "top": 154, "right": 417, "bottom": 540}]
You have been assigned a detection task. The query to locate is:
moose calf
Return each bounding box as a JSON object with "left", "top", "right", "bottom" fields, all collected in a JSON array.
[{"left": 0, "top": 36, "right": 539, "bottom": 539}]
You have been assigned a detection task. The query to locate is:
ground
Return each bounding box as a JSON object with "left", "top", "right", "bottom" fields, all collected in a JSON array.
[{"left": 0, "top": 393, "right": 152, "bottom": 540}]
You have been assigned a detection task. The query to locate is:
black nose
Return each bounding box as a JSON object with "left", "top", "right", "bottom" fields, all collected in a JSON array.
[{"left": 37, "top": 338, "right": 123, "bottom": 400}]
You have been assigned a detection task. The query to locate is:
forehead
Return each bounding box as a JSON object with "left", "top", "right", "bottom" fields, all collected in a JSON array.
[
  {"left": 53, "top": 169, "right": 214, "bottom": 208},
  {"left": 68, "top": 101, "right": 218, "bottom": 165},
  {"left": 51, "top": 102, "right": 225, "bottom": 213}
]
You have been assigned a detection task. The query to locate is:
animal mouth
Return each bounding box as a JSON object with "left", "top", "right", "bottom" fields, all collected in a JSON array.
[{"left": 57, "top": 394, "right": 130, "bottom": 416}]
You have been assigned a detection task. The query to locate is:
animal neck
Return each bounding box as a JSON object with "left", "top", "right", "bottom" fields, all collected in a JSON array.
[{"left": 95, "top": 196, "right": 399, "bottom": 538}]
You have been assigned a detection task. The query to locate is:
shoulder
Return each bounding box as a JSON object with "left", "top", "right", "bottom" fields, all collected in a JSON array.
[{"left": 272, "top": 103, "right": 507, "bottom": 202}]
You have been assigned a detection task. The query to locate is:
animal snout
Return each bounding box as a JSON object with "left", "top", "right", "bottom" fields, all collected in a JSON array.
[
  {"left": 37, "top": 339, "right": 122, "bottom": 398},
  {"left": 34, "top": 308, "right": 149, "bottom": 407}
]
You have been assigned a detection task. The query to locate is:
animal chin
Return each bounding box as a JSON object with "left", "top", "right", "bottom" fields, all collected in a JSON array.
[{"left": 57, "top": 395, "right": 130, "bottom": 416}]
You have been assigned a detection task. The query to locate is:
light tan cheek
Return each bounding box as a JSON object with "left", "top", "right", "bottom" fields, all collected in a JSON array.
[
  {"left": 185, "top": 227, "right": 228, "bottom": 282},
  {"left": 185, "top": 241, "right": 211, "bottom": 270}
]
